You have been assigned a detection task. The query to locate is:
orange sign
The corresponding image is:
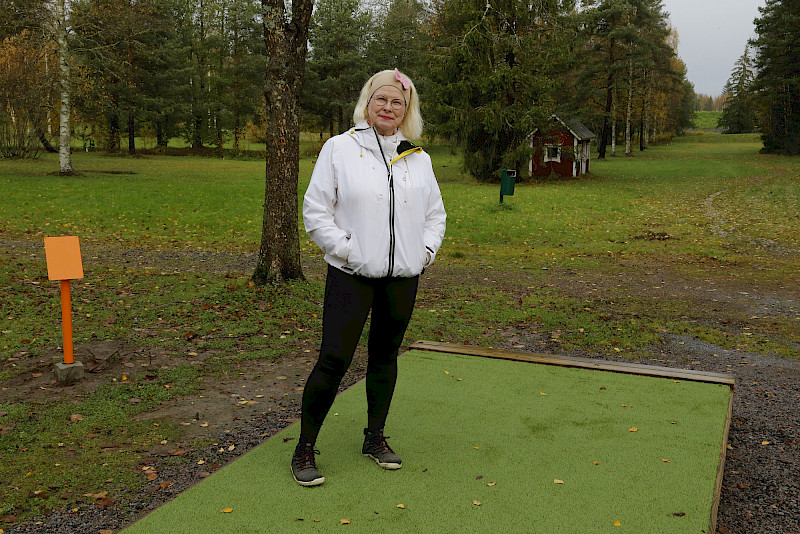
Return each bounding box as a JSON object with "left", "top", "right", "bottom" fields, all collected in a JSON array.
[{"left": 44, "top": 236, "right": 84, "bottom": 281}]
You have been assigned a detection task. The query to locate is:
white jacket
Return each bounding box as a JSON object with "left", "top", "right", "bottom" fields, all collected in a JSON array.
[{"left": 303, "top": 122, "right": 447, "bottom": 278}]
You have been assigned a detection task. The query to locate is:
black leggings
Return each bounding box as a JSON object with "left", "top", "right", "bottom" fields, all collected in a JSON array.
[{"left": 300, "top": 266, "right": 419, "bottom": 444}]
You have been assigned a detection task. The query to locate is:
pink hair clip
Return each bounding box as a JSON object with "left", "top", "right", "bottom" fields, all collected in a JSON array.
[{"left": 394, "top": 68, "right": 411, "bottom": 90}]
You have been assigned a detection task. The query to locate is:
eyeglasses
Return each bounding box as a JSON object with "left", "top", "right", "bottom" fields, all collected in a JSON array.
[{"left": 371, "top": 95, "right": 406, "bottom": 111}]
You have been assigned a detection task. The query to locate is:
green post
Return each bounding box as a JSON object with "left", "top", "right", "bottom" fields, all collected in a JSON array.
[{"left": 500, "top": 169, "right": 516, "bottom": 204}]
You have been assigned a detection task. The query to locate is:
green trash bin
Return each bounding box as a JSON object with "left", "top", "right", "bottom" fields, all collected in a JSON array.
[{"left": 500, "top": 168, "right": 516, "bottom": 203}]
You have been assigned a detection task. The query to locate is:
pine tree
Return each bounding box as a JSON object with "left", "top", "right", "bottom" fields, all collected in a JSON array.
[
  {"left": 717, "top": 46, "right": 756, "bottom": 134},
  {"left": 368, "top": 0, "right": 427, "bottom": 76},
  {"left": 425, "top": 0, "right": 571, "bottom": 181},
  {"left": 578, "top": 0, "right": 674, "bottom": 158},
  {"left": 302, "top": 0, "right": 373, "bottom": 136},
  {"left": 751, "top": 0, "right": 800, "bottom": 154}
]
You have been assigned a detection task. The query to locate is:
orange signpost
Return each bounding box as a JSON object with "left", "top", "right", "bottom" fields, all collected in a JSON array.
[{"left": 44, "top": 236, "right": 84, "bottom": 381}]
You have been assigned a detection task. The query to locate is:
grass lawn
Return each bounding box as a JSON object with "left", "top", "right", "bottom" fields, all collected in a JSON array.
[
  {"left": 1, "top": 131, "right": 798, "bottom": 523},
  {"left": 692, "top": 111, "right": 723, "bottom": 130}
]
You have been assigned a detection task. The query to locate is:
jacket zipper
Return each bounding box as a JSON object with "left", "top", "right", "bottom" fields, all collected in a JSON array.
[{"left": 373, "top": 128, "right": 396, "bottom": 277}]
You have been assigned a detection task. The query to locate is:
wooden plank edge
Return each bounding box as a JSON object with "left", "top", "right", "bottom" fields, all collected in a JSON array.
[
  {"left": 409, "top": 340, "right": 736, "bottom": 386},
  {"left": 709, "top": 386, "right": 735, "bottom": 534}
]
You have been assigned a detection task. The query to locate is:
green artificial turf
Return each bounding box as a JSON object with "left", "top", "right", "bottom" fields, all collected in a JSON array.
[{"left": 123, "top": 349, "right": 731, "bottom": 533}]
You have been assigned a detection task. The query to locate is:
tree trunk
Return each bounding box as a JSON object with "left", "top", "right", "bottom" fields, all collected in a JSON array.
[
  {"left": 611, "top": 97, "right": 616, "bottom": 156},
  {"left": 624, "top": 59, "right": 632, "bottom": 157},
  {"left": 107, "top": 95, "right": 121, "bottom": 153},
  {"left": 156, "top": 118, "right": 167, "bottom": 148},
  {"left": 128, "top": 109, "right": 136, "bottom": 155},
  {"left": 252, "top": 0, "right": 313, "bottom": 285},
  {"left": 127, "top": 42, "right": 135, "bottom": 155},
  {"left": 55, "top": 0, "right": 75, "bottom": 174},
  {"left": 598, "top": 38, "right": 615, "bottom": 159},
  {"left": 232, "top": 7, "right": 242, "bottom": 152},
  {"left": 38, "top": 130, "right": 57, "bottom": 153},
  {"left": 642, "top": 71, "right": 650, "bottom": 150}
]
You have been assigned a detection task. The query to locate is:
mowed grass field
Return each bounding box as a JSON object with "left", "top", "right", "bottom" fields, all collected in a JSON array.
[{"left": 1, "top": 132, "right": 799, "bottom": 522}]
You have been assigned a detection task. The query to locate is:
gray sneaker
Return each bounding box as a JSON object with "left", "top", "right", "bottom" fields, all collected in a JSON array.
[
  {"left": 291, "top": 442, "right": 325, "bottom": 486},
  {"left": 362, "top": 428, "right": 402, "bottom": 470}
]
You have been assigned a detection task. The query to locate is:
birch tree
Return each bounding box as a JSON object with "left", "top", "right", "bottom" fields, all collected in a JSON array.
[{"left": 53, "top": 0, "right": 76, "bottom": 173}]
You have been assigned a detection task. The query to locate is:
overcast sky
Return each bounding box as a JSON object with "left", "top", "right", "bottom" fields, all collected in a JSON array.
[{"left": 662, "top": 0, "right": 765, "bottom": 96}]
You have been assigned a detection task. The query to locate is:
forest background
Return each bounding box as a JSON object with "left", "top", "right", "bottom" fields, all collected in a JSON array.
[
  {"left": 2, "top": 0, "right": 703, "bottom": 170},
  {"left": 1, "top": 0, "right": 798, "bottom": 283}
]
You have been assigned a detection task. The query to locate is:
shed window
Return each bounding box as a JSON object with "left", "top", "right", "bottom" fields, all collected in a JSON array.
[{"left": 544, "top": 145, "right": 561, "bottom": 163}]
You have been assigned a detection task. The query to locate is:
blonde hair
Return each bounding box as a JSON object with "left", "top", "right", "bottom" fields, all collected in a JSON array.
[{"left": 353, "top": 69, "right": 423, "bottom": 140}]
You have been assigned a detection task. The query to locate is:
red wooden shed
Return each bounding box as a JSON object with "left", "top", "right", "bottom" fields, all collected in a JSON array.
[{"left": 529, "top": 116, "right": 596, "bottom": 178}]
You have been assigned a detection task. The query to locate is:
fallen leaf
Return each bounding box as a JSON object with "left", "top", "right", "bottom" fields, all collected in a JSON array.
[
  {"left": 628, "top": 427, "right": 638, "bottom": 432},
  {"left": 146, "top": 473, "right": 158, "bottom": 481},
  {"left": 99, "top": 530, "right": 113, "bottom": 534},
  {"left": 396, "top": 504, "right": 405, "bottom": 509},
  {"left": 613, "top": 520, "right": 622, "bottom": 526},
  {"left": 487, "top": 482, "right": 497, "bottom": 487},
  {"left": 762, "top": 441, "right": 770, "bottom": 445},
  {"left": 662, "top": 459, "right": 671, "bottom": 463},
  {"left": 69, "top": 414, "right": 83, "bottom": 423},
  {"left": 95, "top": 497, "right": 115, "bottom": 510},
  {"left": 593, "top": 461, "right": 600, "bottom": 465},
  {"left": 340, "top": 519, "right": 351, "bottom": 524},
  {"left": 554, "top": 479, "right": 565, "bottom": 485},
  {"left": 221, "top": 508, "right": 233, "bottom": 513},
  {"left": 472, "top": 500, "right": 481, "bottom": 506},
  {"left": 539, "top": 392, "right": 547, "bottom": 396}
]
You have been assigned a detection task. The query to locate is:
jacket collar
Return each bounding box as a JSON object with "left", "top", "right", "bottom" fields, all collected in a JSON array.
[{"left": 347, "top": 121, "right": 421, "bottom": 164}]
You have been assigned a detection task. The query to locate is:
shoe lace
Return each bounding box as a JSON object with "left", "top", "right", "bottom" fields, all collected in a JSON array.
[
  {"left": 295, "top": 446, "right": 320, "bottom": 470},
  {"left": 368, "top": 434, "right": 394, "bottom": 454}
]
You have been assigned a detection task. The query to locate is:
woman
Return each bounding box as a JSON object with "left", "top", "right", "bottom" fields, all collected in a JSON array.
[{"left": 292, "top": 69, "right": 447, "bottom": 486}]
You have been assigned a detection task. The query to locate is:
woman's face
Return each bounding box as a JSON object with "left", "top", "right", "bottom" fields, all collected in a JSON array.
[{"left": 367, "top": 85, "right": 406, "bottom": 136}]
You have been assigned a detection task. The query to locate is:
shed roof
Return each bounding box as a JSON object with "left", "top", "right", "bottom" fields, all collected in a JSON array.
[{"left": 557, "top": 116, "right": 596, "bottom": 141}]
